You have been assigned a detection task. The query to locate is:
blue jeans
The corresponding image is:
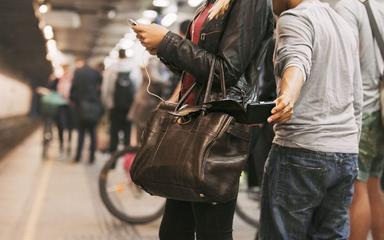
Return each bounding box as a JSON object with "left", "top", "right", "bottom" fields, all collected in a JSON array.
[{"left": 259, "top": 144, "right": 358, "bottom": 240}]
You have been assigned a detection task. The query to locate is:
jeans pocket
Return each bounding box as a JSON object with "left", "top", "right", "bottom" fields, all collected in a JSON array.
[{"left": 276, "top": 158, "right": 327, "bottom": 210}]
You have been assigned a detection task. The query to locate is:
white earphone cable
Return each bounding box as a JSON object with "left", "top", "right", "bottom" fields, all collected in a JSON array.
[{"left": 142, "top": 54, "right": 166, "bottom": 102}]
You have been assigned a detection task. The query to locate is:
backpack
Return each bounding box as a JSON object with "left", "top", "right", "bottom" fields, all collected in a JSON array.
[{"left": 113, "top": 72, "right": 135, "bottom": 111}]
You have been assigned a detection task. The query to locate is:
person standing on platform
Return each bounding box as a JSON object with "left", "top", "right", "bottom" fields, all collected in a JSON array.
[
  {"left": 335, "top": 1, "right": 384, "bottom": 239},
  {"left": 56, "top": 64, "right": 75, "bottom": 159},
  {"left": 102, "top": 49, "right": 142, "bottom": 153},
  {"left": 70, "top": 58, "right": 103, "bottom": 164},
  {"left": 132, "top": 0, "right": 274, "bottom": 238},
  {"left": 259, "top": 0, "right": 363, "bottom": 239}
]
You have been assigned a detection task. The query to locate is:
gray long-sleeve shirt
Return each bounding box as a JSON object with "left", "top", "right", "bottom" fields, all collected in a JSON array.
[
  {"left": 273, "top": 0, "right": 363, "bottom": 153},
  {"left": 335, "top": 0, "right": 384, "bottom": 114}
]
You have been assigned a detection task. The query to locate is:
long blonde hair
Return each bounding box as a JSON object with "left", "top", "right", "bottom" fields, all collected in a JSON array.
[{"left": 208, "top": 0, "right": 232, "bottom": 20}]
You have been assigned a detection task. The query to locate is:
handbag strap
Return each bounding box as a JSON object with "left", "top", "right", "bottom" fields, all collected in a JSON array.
[
  {"left": 361, "top": 0, "right": 384, "bottom": 79},
  {"left": 175, "top": 58, "right": 227, "bottom": 110},
  {"left": 203, "top": 59, "right": 227, "bottom": 103}
]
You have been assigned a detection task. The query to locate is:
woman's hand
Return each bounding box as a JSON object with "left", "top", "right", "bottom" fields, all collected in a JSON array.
[{"left": 132, "top": 24, "right": 169, "bottom": 55}]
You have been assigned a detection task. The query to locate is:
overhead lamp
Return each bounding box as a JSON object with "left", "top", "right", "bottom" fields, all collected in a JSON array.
[
  {"left": 107, "top": 9, "right": 117, "bottom": 19},
  {"left": 39, "top": 4, "right": 49, "bottom": 14},
  {"left": 143, "top": 10, "right": 158, "bottom": 19},
  {"left": 124, "top": 31, "right": 135, "bottom": 39},
  {"left": 188, "top": 0, "right": 204, "bottom": 7},
  {"left": 46, "top": 39, "right": 57, "bottom": 52},
  {"left": 153, "top": 0, "right": 170, "bottom": 8},
  {"left": 119, "top": 38, "right": 135, "bottom": 49},
  {"left": 110, "top": 49, "right": 119, "bottom": 58},
  {"left": 43, "top": 25, "right": 54, "bottom": 40},
  {"left": 125, "top": 49, "right": 135, "bottom": 58},
  {"left": 137, "top": 18, "right": 152, "bottom": 25},
  {"left": 161, "top": 13, "right": 177, "bottom": 27}
]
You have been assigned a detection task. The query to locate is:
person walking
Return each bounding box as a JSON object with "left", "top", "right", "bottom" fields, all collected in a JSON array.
[
  {"left": 132, "top": 0, "right": 274, "bottom": 239},
  {"left": 335, "top": 1, "right": 384, "bottom": 239},
  {"left": 258, "top": 0, "right": 363, "bottom": 239},
  {"left": 70, "top": 59, "right": 103, "bottom": 164},
  {"left": 102, "top": 49, "right": 142, "bottom": 153},
  {"left": 56, "top": 64, "right": 75, "bottom": 159}
]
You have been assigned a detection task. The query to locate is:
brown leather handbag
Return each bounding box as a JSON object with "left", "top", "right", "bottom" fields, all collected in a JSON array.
[{"left": 130, "top": 60, "right": 250, "bottom": 203}]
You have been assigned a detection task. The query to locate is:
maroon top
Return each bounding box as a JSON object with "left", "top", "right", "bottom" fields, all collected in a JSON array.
[{"left": 181, "top": 3, "right": 213, "bottom": 105}]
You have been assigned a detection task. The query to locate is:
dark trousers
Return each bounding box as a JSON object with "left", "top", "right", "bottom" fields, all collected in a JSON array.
[
  {"left": 56, "top": 105, "right": 74, "bottom": 151},
  {"left": 159, "top": 199, "right": 237, "bottom": 240},
  {"left": 247, "top": 125, "right": 274, "bottom": 188},
  {"left": 259, "top": 144, "right": 358, "bottom": 240},
  {"left": 109, "top": 109, "right": 131, "bottom": 153},
  {"left": 75, "top": 122, "right": 96, "bottom": 163}
]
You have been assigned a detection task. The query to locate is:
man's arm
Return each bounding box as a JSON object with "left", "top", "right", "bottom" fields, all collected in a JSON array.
[
  {"left": 268, "top": 67, "right": 304, "bottom": 123},
  {"left": 101, "top": 68, "right": 115, "bottom": 109},
  {"left": 70, "top": 70, "right": 79, "bottom": 104},
  {"left": 268, "top": 12, "right": 313, "bottom": 123}
]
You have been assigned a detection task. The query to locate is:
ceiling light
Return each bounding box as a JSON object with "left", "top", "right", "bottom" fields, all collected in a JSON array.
[
  {"left": 137, "top": 18, "right": 152, "bottom": 25},
  {"left": 161, "top": 13, "right": 177, "bottom": 27},
  {"left": 107, "top": 9, "right": 117, "bottom": 19},
  {"left": 43, "top": 25, "right": 54, "bottom": 40},
  {"left": 143, "top": 10, "right": 158, "bottom": 19},
  {"left": 119, "top": 38, "right": 135, "bottom": 49},
  {"left": 110, "top": 49, "right": 119, "bottom": 58},
  {"left": 188, "top": 0, "right": 204, "bottom": 7},
  {"left": 153, "top": 0, "right": 170, "bottom": 8},
  {"left": 39, "top": 4, "right": 49, "bottom": 14},
  {"left": 125, "top": 49, "right": 135, "bottom": 58},
  {"left": 46, "top": 39, "right": 57, "bottom": 52}
]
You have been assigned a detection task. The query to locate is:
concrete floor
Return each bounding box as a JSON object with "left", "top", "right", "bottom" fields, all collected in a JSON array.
[{"left": 0, "top": 130, "right": 257, "bottom": 240}]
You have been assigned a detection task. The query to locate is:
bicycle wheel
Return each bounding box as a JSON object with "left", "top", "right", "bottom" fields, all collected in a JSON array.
[
  {"left": 42, "top": 119, "right": 53, "bottom": 159},
  {"left": 99, "top": 146, "right": 165, "bottom": 224},
  {"left": 235, "top": 171, "right": 260, "bottom": 228}
]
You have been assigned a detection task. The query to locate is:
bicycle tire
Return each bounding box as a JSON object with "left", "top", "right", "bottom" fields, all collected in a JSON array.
[
  {"left": 235, "top": 202, "right": 259, "bottom": 228},
  {"left": 99, "top": 146, "right": 165, "bottom": 224}
]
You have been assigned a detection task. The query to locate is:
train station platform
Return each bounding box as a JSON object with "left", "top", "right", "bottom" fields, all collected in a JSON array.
[{"left": 0, "top": 129, "right": 256, "bottom": 240}]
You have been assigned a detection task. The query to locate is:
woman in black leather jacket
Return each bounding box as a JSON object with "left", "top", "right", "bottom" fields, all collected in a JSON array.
[{"left": 133, "top": 0, "right": 273, "bottom": 239}]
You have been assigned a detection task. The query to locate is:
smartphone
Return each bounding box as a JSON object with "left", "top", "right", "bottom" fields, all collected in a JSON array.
[{"left": 128, "top": 19, "right": 138, "bottom": 27}]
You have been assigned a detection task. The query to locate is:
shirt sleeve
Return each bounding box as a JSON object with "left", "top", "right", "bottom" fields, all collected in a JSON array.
[
  {"left": 274, "top": 12, "right": 314, "bottom": 82},
  {"left": 101, "top": 68, "right": 116, "bottom": 109}
]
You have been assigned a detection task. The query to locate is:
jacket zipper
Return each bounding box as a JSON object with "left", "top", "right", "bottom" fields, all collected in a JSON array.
[{"left": 200, "top": 31, "right": 221, "bottom": 41}]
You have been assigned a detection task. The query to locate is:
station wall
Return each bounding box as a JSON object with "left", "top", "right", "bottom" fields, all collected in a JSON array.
[{"left": 0, "top": 73, "right": 32, "bottom": 119}]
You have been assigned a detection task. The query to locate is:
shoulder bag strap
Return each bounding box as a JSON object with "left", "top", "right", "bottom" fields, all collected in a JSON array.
[{"left": 361, "top": 0, "right": 384, "bottom": 78}]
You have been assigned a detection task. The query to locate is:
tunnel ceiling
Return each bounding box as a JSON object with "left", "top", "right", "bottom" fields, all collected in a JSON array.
[
  {"left": 0, "top": 0, "right": 195, "bottom": 86},
  {"left": 0, "top": 0, "right": 52, "bottom": 86},
  {"left": 48, "top": 0, "right": 194, "bottom": 59}
]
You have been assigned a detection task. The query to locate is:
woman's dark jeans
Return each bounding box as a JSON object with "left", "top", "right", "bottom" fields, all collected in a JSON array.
[{"left": 159, "top": 198, "right": 237, "bottom": 240}]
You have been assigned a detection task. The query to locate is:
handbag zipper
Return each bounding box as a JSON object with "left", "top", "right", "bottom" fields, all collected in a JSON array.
[{"left": 200, "top": 115, "right": 233, "bottom": 201}]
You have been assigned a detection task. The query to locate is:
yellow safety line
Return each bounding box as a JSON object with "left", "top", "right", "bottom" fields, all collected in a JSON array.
[{"left": 21, "top": 159, "right": 54, "bottom": 240}]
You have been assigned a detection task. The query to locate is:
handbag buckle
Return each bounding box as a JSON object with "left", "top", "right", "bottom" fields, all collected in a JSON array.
[{"left": 177, "top": 116, "right": 192, "bottom": 125}]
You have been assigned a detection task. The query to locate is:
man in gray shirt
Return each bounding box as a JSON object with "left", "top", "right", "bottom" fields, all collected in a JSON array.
[
  {"left": 259, "top": 0, "right": 363, "bottom": 239},
  {"left": 335, "top": 1, "right": 384, "bottom": 239}
]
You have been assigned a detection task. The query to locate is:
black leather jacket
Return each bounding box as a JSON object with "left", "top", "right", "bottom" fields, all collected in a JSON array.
[{"left": 157, "top": 0, "right": 274, "bottom": 105}]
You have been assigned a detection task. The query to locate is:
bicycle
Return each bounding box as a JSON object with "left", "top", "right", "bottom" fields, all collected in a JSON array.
[
  {"left": 38, "top": 87, "right": 67, "bottom": 160},
  {"left": 99, "top": 146, "right": 165, "bottom": 224},
  {"left": 99, "top": 146, "right": 260, "bottom": 227},
  {"left": 41, "top": 117, "right": 54, "bottom": 159}
]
